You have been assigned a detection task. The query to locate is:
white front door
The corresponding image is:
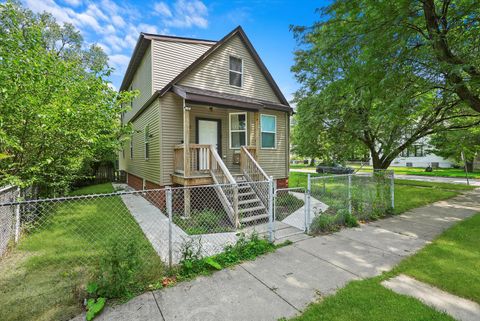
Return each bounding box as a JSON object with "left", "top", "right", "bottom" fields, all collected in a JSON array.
[{"left": 198, "top": 120, "right": 219, "bottom": 170}]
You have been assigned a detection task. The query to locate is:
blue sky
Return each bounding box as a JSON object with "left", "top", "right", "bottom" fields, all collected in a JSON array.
[{"left": 23, "top": 0, "right": 327, "bottom": 102}]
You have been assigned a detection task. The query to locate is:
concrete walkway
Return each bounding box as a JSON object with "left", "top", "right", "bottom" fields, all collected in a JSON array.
[
  {"left": 383, "top": 274, "right": 480, "bottom": 321},
  {"left": 74, "top": 188, "right": 480, "bottom": 321},
  {"left": 291, "top": 168, "right": 480, "bottom": 186}
]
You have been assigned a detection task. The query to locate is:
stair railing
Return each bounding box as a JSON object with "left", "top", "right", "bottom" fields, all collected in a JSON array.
[
  {"left": 240, "top": 146, "right": 269, "bottom": 209},
  {"left": 209, "top": 145, "right": 239, "bottom": 228}
]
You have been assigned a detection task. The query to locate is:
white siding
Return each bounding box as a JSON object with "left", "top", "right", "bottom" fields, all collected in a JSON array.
[
  {"left": 179, "top": 35, "right": 281, "bottom": 103},
  {"left": 124, "top": 44, "right": 152, "bottom": 123},
  {"left": 152, "top": 40, "right": 211, "bottom": 92}
]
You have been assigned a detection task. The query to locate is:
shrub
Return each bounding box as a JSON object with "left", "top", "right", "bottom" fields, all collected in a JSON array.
[
  {"left": 96, "top": 240, "right": 144, "bottom": 299},
  {"left": 310, "top": 214, "right": 340, "bottom": 233}
]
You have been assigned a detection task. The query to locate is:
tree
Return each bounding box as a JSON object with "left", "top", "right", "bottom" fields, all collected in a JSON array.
[
  {"left": 430, "top": 127, "right": 480, "bottom": 171},
  {"left": 291, "top": 0, "right": 480, "bottom": 169},
  {"left": 0, "top": 1, "right": 134, "bottom": 193}
]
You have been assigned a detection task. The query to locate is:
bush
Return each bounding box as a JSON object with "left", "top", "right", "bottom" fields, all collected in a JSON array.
[
  {"left": 96, "top": 240, "right": 145, "bottom": 299},
  {"left": 173, "top": 209, "right": 234, "bottom": 235},
  {"left": 310, "top": 213, "right": 340, "bottom": 233}
]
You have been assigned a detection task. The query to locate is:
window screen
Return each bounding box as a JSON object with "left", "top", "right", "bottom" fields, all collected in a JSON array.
[
  {"left": 229, "top": 56, "right": 242, "bottom": 87},
  {"left": 261, "top": 115, "right": 276, "bottom": 148}
]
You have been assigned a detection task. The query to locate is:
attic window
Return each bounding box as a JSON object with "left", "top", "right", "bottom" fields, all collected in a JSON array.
[{"left": 229, "top": 56, "right": 242, "bottom": 87}]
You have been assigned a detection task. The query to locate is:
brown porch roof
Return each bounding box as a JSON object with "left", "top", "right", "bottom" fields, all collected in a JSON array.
[{"left": 172, "top": 85, "right": 293, "bottom": 113}]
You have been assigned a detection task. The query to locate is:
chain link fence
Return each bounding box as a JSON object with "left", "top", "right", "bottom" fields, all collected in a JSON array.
[
  {"left": 308, "top": 171, "right": 394, "bottom": 233},
  {"left": 0, "top": 173, "right": 394, "bottom": 320}
]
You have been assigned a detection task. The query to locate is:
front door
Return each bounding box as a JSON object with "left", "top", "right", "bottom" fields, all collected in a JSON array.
[{"left": 197, "top": 119, "right": 220, "bottom": 170}]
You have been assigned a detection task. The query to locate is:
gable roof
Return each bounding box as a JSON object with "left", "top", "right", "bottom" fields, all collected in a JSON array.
[
  {"left": 157, "top": 26, "right": 290, "bottom": 107},
  {"left": 119, "top": 33, "right": 216, "bottom": 92}
]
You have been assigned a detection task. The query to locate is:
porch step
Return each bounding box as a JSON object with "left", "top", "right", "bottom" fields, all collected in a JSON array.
[
  {"left": 240, "top": 205, "right": 266, "bottom": 214},
  {"left": 240, "top": 213, "right": 269, "bottom": 224},
  {"left": 239, "top": 198, "right": 260, "bottom": 206},
  {"left": 239, "top": 191, "right": 256, "bottom": 197}
]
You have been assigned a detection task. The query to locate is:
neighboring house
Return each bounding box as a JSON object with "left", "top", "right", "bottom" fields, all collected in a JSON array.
[
  {"left": 118, "top": 26, "right": 292, "bottom": 225},
  {"left": 369, "top": 137, "right": 453, "bottom": 168}
]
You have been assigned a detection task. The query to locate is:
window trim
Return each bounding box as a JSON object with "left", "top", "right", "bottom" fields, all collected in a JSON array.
[
  {"left": 144, "top": 125, "right": 150, "bottom": 160},
  {"left": 129, "top": 135, "right": 134, "bottom": 159},
  {"left": 260, "top": 114, "right": 277, "bottom": 149},
  {"left": 228, "top": 55, "right": 243, "bottom": 88},
  {"left": 229, "top": 112, "right": 247, "bottom": 149}
]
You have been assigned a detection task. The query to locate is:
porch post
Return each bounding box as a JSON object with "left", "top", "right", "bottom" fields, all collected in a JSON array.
[
  {"left": 254, "top": 112, "right": 260, "bottom": 155},
  {"left": 183, "top": 99, "right": 191, "bottom": 177},
  {"left": 183, "top": 99, "right": 191, "bottom": 218}
]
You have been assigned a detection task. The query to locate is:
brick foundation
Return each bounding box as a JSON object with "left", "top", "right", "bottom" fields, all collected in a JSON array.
[
  {"left": 126, "top": 172, "right": 166, "bottom": 210},
  {"left": 276, "top": 177, "right": 289, "bottom": 189}
]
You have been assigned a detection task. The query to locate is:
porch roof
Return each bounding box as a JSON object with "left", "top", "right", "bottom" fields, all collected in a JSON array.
[{"left": 171, "top": 85, "right": 293, "bottom": 113}]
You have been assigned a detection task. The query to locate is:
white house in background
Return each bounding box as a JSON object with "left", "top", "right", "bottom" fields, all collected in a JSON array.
[{"left": 370, "top": 137, "right": 454, "bottom": 168}]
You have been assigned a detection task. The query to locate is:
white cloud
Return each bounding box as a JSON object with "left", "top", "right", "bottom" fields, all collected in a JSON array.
[
  {"left": 109, "top": 54, "right": 131, "bottom": 75},
  {"left": 63, "top": 0, "right": 82, "bottom": 7},
  {"left": 112, "top": 15, "right": 126, "bottom": 27},
  {"left": 153, "top": 2, "right": 172, "bottom": 17},
  {"left": 154, "top": 0, "right": 208, "bottom": 29}
]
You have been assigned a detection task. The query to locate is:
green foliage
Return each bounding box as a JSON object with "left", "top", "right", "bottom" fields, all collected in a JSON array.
[
  {"left": 173, "top": 209, "right": 235, "bottom": 235},
  {"left": 275, "top": 193, "right": 305, "bottom": 221},
  {"left": 86, "top": 298, "right": 106, "bottom": 321},
  {"left": 430, "top": 127, "right": 480, "bottom": 168},
  {"left": 344, "top": 211, "right": 359, "bottom": 228},
  {"left": 310, "top": 213, "right": 340, "bottom": 233},
  {"left": 178, "top": 233, "right": 275, "bottom": 279},
  {"left": 96, "top": 240, "right": 144, "bottom": 299},
  {"left": 0, "top": 1, "right": 136, "bottom": 193},
  {"left": 291, "top": 0, "right": 480, "bottom": 169}
]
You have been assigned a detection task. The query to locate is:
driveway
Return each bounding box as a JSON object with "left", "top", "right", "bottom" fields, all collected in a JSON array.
[
  {"left": 291, "top": 168, "right": 480, "bottom": 186},
  {"left": 72, "top": 188, "right": 480, "bottom": 321}
]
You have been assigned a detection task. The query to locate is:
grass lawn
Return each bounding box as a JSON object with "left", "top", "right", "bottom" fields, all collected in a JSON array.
[
  {"left": 287, "top": 212, "right": 480, "bottom": 321},
  {"left": 0, "top": 183, "right": 164, "bottom": 321},
  {"left": 290, "top": 163, "right": 480, "bottom": 179},
  {"left": 289, "top": 172, "right": 475, "bottom": 215},
  {"left": 394, "top": 213, "right": 480, "bottom": 303}
]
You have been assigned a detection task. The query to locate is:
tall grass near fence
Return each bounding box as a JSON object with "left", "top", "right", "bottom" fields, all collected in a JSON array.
[{"left": 0, "top": 183, "right": 164, "bottom": 321}]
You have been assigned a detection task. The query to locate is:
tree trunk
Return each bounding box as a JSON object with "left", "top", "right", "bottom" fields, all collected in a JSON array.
[
  {"left": 466, "top": 161, "right": 474, "bottom": 173},
  {"left": 310, "top": 158, "right": 316, "bottom": 166}
]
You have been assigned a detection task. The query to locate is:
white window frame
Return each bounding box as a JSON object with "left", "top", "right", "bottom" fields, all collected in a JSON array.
[
  {"left": 144, "top": 125, "right": 150, "bottom": 160},
  {"left": 229, "top": 112, "right": 247, "bottom": 149},
  {"left": 130, "top": 135, "right": 134, "bottom": 159},
  {"left": 228, "top": 55, "right": 243, "bottom": 88},
  {"left": 260, "top": 114, "right": 277, "bottom": 149}
]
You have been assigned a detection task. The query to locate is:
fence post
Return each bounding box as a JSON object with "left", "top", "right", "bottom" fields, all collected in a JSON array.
[
  {"left": 306, "top": 174, "right": 311, "bottom": 233},
  {"left": 268, "top": 176, "right": 274, "bottom": 243},
  {"left": 390, "top": 172, "right": 395, "bottom": 210},
  {"left": 166, "top": 186, "right": 173, "bottom": 269},
  {"left": 14, "top": 187, "right": 21, "bottom": 243},
  {"left": 348, "top": 175, "right": 352, "bottom": 214}
]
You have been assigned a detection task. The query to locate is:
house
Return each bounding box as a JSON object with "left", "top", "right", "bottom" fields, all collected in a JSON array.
[
  {"left": 118, "top": 26, "right": 292, "bottom": 225},
  {"left": 369, "top": 137, "right": 453, "bottom": 168}
]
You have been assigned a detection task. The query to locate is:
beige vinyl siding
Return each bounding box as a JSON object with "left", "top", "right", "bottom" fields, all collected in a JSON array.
[
  {"left": 187, "top": 104, "right": 288, "bottom": 179},
  {"left": 179, "top": 35, "right": 281, "bottom": 103},
  {"left": 122, "top": 99, "right": 161, "bottom": 184},
  {"left": 152, "top": 40, "right": 211, "bottom": 92},
  {"left": 159, "top": 92, "right": 184, "bottom": 185},
  {"left": 124, "top": 44, "right": 153, "bottom": 123},
  {"left": 257, "top": 109, "right": 288, "bottom": 179}
]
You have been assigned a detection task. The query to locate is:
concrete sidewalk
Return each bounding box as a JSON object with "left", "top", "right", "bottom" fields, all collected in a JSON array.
[{"left": 73, "top": 189, "right": 480, "bottom": 321}]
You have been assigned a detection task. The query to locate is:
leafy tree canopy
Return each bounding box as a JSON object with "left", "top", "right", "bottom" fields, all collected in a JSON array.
[
  {"left": 0, "top": 1, "right": 135, "bottom": 192},
  {"left": 291, "top": 0, "right": 480, "bottom": 169}
]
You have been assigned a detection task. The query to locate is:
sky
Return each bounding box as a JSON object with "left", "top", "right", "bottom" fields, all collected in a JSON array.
[{"left": 22, "top": 0, "right": 328, "bottom": 102}]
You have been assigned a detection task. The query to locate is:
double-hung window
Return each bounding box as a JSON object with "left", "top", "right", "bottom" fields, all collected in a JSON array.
[
  {"left": 229, "top": 113, "right": 247, "bottom": 149},
  {"left": 229, "top": 56, "right": 242, "bottom": 87},
  {"left": 261, "top": 114, "right": 276, "bottom": 149},
  {"left": 144, "top": 125, "right": 150, "bottom": 160}
]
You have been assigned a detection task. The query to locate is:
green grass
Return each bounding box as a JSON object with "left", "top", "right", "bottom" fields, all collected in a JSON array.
[
  {"left": 173, "top": 209, "right": 235, "bottom": 235},
  {"left": 395, "top": 213, "right": 480, "bottom": 303},
  {"left": 290, "top": 163, "right": 480, "bottom": 179},
  {"left": 0, "top": 183, "right": 164, "bottom": 321},
  {"left": 286, "top": 277, "right": 454, "bottom": 321},
  {"left": 288, "top": 172, "right": 474, "bottom": 216},
  {"left": 349, "top": 164, "right": 480, "bottom": 179},
  {"left": 287, "top": 213, "right": 480, "bottom": 321}
]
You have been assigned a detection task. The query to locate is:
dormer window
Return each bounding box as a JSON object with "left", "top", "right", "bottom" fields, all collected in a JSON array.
[{"left": 229, "top": 56, "right": 242, "bottom": 87}]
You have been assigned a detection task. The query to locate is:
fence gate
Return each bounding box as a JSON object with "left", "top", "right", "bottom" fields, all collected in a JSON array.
[{"left": 272, "top": 186, "right": 309, "bottom": 242}]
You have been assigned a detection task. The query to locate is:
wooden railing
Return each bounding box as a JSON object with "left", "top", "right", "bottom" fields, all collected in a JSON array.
[
  {"left": 173, "top": 144, "right": 211, "bottom": 176},
  {"left": 174, "top": 144, "right": 239, "bottom": 227},
  {"left": 240, "top": 146, "right": 269, "bottom": 208}
]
